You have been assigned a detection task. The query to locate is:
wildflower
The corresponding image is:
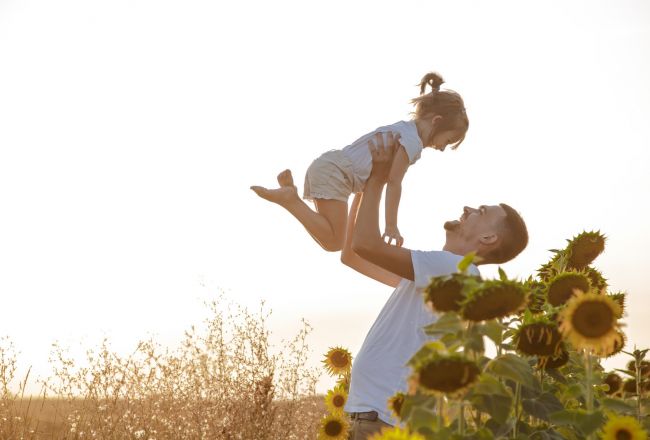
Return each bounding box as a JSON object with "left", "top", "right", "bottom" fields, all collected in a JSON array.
[
  {"left": 601, "top": 415, "right": 647, "bottom": 440},
  {"left": 324, "top": 385, "right": 347, "bottom": 414},
  {"left": 318, "top": 413, "right": 349, "bottom": 440},
  {"left": 368, "top": 426, "right": 426, "bottom": 440},
  {"left": 322, "top": 347, "right": 353, "bottom": 376},
  {"left": 460, "top": 279, "right": 527, "bottom": 321},
  {"left": 546, "top": 271, "right": 590, "bottom": 306},
  {"left": 559, "top": 291, "right": 622, "bottom": 356}
]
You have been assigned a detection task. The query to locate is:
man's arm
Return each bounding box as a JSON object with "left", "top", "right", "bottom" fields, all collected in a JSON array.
[
  {"left": 340, "top": 193, "right": 402, "bottom": 288},
  {"left": 352, "top": 133, "right": 415, "bottom": 281}
]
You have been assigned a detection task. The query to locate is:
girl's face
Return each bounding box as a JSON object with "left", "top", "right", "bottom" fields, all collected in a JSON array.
[{"left": 430, "top": 129, "right": 461, "bottom": 151}]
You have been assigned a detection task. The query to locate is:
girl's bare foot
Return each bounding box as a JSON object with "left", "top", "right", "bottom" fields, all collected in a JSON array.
[
  {"left": 277, "top": 169, "right": 295, "bottom": 188},
  {"left": 251, "top": 169, "right": 299, "bottom": 206}
]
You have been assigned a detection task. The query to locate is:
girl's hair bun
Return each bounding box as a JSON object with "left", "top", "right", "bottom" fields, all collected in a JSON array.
[{"left": 419, "top": 72, "right": 445, "bottom": 95}]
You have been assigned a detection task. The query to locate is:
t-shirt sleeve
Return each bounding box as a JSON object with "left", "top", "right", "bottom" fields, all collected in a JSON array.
[
  {"left": 399, "top": 137, "right": 423, "bottom": 165},
  {"left": 410, "top": 250, "right": 481, "bottom": 291}
]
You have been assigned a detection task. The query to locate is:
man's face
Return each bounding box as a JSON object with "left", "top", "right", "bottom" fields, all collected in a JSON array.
[{"left": 444, "top": 205, "right": 507, "bottom": 243}]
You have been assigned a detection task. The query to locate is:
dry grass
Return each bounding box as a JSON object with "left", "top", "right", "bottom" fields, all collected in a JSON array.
[{"left": 1, "top": 299, "right": 327, "bottom": 439}]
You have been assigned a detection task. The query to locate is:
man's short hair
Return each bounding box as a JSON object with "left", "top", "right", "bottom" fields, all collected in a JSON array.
[{"left": 483, "top": 203, "right": 528, "bottom": 264}]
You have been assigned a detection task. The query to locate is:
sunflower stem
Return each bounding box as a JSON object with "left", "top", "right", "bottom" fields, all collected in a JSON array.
[
  {"left": 437, "top": 395, "right": 444, "bottom": 428},
  {"left": 585, "top": 350, "right": 593, "bottom": 413},
  {"left": 458, "top": 400, "right": 465, "bottom": 435},
  {"left": 513, "top": 382, "right": 521, "bottom": 439},
  {"left": 635, "top": 353, "right": 642, "bottom": 423}
]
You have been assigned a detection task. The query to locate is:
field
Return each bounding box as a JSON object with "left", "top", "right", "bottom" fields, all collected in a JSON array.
[{"left": 1, "top": 299, "right": 327, "bottom": 439}]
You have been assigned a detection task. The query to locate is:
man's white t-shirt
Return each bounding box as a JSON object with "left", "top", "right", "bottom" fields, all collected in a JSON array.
[{"left": 344, "top": 250, "right": 480, "bottom": 425}]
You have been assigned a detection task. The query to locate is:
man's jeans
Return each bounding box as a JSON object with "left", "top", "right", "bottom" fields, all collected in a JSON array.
[{"left": 349, "top": 417, "right": 393, "bottom": 439}]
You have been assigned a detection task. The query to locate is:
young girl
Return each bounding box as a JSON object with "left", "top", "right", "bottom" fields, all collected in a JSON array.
[{"left": 250, "top": 72, "right": 469, "bottom": 252}]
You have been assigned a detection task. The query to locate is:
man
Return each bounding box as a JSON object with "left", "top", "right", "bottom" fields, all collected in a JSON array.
[{"left": 340, "top": 132, "right": 528, "bottom": 439}]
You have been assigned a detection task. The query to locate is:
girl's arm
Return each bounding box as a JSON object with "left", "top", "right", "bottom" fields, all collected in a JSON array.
[
  {"left": 383, "top": 146, "right": 410, "bottom": 246},
  {"left": 340, "top": 193, "right": 402, "bottom": 288}
]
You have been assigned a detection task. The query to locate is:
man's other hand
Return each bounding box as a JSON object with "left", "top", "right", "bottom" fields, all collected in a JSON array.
[{"left": 368, "top": 132, "right": 399, "bottom": 183}]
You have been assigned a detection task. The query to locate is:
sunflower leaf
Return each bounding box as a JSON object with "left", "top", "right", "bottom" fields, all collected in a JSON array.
[
  {"left": 423, "top": 313, "right": 464, "bottom": 336},
  {"left": 613, "top": 368, "right": 636, "bottom": 378},
  {"left": 457, "top": 252, "right": 477, "bottom": 273},
  {"left": 485, "top": 354, "right": 540, "bottom": 391},
  {"left": 498, "top": 267, "right": 508, "bottom": 281},
  {"left": 548, "top": 409, "right": 605, "bottom": 436},
  {"left": 407, "top": 407, "right": 440, "bottom": 435},
  {"left": 521, "top": 392, "right": 564, "bottom": 421},
  {"left": 600, "top": 397, "right": 636, "bottom": 415},
  {"left": 478, "top": 320, "right": 505, "bottom": 346},
  {"left": 467, "top": 375, "right": 513, "bottom": 423}
]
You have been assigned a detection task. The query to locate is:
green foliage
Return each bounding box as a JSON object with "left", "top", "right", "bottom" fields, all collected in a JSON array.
[{"left": 403, "top": 235, "right": 649, "bottom": 439}]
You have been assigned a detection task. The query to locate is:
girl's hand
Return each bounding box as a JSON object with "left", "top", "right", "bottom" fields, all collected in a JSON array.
[{"left": 383, "top": 225, "right": 404, "bottom": 247}]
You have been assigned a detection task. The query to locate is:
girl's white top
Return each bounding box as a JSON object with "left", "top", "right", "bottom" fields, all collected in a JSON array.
[{"left": 341, "top": 120, "right": 424, "bottom": 193}]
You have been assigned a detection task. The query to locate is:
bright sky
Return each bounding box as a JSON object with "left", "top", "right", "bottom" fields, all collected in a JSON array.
[{"left": 1, "top": 0, "right": 649, "bottom": 395}]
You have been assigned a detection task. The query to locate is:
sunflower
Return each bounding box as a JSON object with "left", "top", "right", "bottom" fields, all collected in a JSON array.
[
  {"left": 627, "top": 360, "right": 650, "bottom": 378},
  {"left": 565, "top": 230, "right": 606, "bottom": 271},
  {"left": 368, "top": 426, "right": 426, "bottom": 440},
  {"left": 537, "top": 251, "right": 563, "bottom": 282},
  {"left": 409, "top": 353, "right": 480, "bottom": 396},
  {"left": 538, "top": 345, "right": 570, "bottom": 370},
  {"left": 559, "top": 291, "right": 622, "bottom": 356},
  {"left": 583, "top": 266, "right": 608, "bottom": 292},
  {"left": 324, "top": 385, "right": 347, "bottom": 414},
  {"left": 387, "top": 392, "right": 405, "bottom": 420},
  {"left": 597, "top": 330, "right": 626, "bottom": 358},
  {"left": 603, "top": 372, "right": 623, "bottom": 395},
  {"left": 622, "top": 378, "right": 650, "bottom": 396},
  {"left": 460, "top": 279, "right": 528, "bottom": 321},
  {"left": 545, "top": 271, "right": 591, "bottom": 307},
  {"left": 514, "top": 320, "right": 563, "bottom": 357},
  {"left": 336, "top": 372, "right": 351, "bottom": 393},
  {"left": 523, "top": 279, "right": 546, "bottom": 314},
  {"left": 608, "top": 292, "right": 627, "bottom": 317},
  {"left": 601, "top": 415, "right": 647, "bottom": 440},
  {"left": 322, "top": 347, "right": 353, "bottom": 377},
  {"left": 623, "top": 378, "right": 637, "bottom": 395},
  {"left": 318, "top": 413, "right": 349, "bottom": 440},
  {"left": 423, "top": 273, "right": 479, "bottom": 313}
]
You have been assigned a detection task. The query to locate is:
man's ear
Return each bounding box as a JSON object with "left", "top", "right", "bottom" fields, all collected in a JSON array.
[{"left": 479, "top": 232, "right": 498, "bottom": 246}]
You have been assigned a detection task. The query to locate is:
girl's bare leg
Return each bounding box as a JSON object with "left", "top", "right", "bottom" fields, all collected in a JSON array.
[{"left": 250, "top": 170, "right": 348, "bottom": 252}]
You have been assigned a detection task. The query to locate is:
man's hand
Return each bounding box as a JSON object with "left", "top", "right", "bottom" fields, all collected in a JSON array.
[{"left": 368, "top": 132, "right": 399, "bottom": 183}]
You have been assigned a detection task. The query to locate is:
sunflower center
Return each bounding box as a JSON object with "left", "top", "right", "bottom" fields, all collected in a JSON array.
[
  {"left": 462, "top": 286, "right": 525, "bottom": 321},
  {"left": 324, "top": 420, "right": 342, "bottom": 436},
  {"left": 418, "top": 359, "right": 479, "bottom": 393},
  {"left": 548, "top": 274, "right": 590, "bottom": 306},
  {"left": 333, "top": 395, "right": 345, "bottom": 407},
  {"left": 428, "top": 280, "right": 463, "bottom": 312},
  {"left": 615, "top": 429, "right": 632, "bottom": 440},
  {"left": 330, "top": 352, "right": 349, "bottom": 368},
  {"left": 570, "top": 300, "right": 614, "bottom": 338}
]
